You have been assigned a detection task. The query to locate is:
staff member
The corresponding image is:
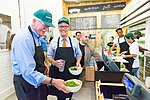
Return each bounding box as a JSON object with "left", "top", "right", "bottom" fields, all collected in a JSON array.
[
  {"left": 111, "top": 28, "right": 129, "bottom": 53},
  {"left": 134, "top": 30, "right": 149, "bottom": 52},
  {"left": 122, "top": 32, "right": 139, "bottom": 77},
  {"left": 11, "top": 9, "right": 70, "bottom": 100},
  {"left": 47, "top": 17, "right": 82, "bottom": 100}
]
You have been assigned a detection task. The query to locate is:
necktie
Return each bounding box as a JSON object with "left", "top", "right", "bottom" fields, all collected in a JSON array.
[{"left": 62, "top": 39, "right": 66, "bottom": 47}]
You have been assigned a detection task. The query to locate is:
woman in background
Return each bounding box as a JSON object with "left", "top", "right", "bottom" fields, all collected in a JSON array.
[
  {"left": 122, "top": 32, "right": 139, "bottom": 77},
  {"left": 107, "top": 36, "right": 114, "bottom": 48}
]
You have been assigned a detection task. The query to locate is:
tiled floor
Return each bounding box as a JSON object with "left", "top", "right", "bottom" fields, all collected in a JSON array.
[{"left": 4, "top": 82, "right": 95, "bottom": 100}]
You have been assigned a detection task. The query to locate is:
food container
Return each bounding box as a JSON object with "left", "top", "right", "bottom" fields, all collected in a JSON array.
[
  {"left": 69, "top": 66, "right": 83, "bottom": 75},
  {"left": 66, "top": 79, "right": 82, "bottom": 92}
]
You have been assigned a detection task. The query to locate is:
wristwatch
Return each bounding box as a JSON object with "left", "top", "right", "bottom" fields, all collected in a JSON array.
[{"left": 47, "top": 78, "right": 53, "bottom": 86}]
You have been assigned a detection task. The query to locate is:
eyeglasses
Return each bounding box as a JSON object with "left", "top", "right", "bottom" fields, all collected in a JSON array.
[
  {"left": 37, "top": 20, "right": 49, "bottom": 30},
  {"left": 58, "top": 26, "right": 69, "bottom": 29}
]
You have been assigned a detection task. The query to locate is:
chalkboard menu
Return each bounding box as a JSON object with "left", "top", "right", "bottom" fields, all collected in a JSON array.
[
  {"left": 101, "top": 14, "right": 121, "bottom": 28},
  {"left": 68, "top": 2, "right": 126, "bottom": 14},
  {"left": 70, "top": 16, "right": 96, "bottom": 30}
]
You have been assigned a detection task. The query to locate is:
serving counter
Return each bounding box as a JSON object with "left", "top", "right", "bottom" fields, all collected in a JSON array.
[
  {"left": 95, "top": 80, "right": 127, "bottom": 100},
  {"left": 93, "top": 58, "right": 129, "bottom": 99}
]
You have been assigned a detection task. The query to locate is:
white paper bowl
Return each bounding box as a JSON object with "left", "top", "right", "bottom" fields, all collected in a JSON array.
[
  {"left": 69, "top": 66, "right": 83, "bottom": 75},
  {"left": 66, "top": 79, "right": 82, "bottom": 92}
]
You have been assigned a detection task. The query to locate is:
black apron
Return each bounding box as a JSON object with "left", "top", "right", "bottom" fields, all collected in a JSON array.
[
  {"left": 118, "top": 36, "right": 131, "bottom": 74},
  {"left": 29, "top": 26, "right": 48, "bottom": 100},
  {"left": 13, "top": 26, "right": 47, "bottom": 100},
  {"left": 118, "top": 36, "right": 129, "bottom": 53},
  {"left": 48, "top": 37, "right": 77, "bottom": 99}
]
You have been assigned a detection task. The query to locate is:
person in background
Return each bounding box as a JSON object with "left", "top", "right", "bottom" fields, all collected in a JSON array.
[
  {"left": 0, "top": 17, "right": 11, "bottom": 49},
  {"left": 8, "top": 33, "right": 15, "bottom": 50},
  {"left": 111, "top": 28, "right": 129, "bottom": 53},
  {"left": 11, "top": 9, "right": 70, "bottom": 100},
  {"left": 134, "top": 30, "right": 149, "bottom": 52},
  {"left": 47, "top": 17, "right": 82, "bottom": 100},
  {"left": 79, "top": 32, "right": 102, "bottom": 67},
  {"left": 75, "top": 31, "right": 81, "bottom": 41},
  {"left": 79, "top": 32, "right": 103, "bottom": 81},
  {"left": 40, "top": 36, "right": 47, "bottom": 52},
  {"left": 122, "top": 32, "right": 139, "bottom": 77},
  {"left": 107, "top": 36, "right": 114, "bottom": 48},
  {"left": 134, "top": 30, "right": 142, "bottom": 39},
  {"left": 39, "top": 36, "right": 50, "bottom": 76}
]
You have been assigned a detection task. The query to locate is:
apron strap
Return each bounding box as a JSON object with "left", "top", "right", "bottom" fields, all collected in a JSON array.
[
  {"left": 118, "top": 36, "right": 127, "bottom": 44},
  {"left": 57, "top": 36, "right": 73, "bottom": 48},
  {"left": 28, "top": 26, "right": 36, "bottom": 49}
]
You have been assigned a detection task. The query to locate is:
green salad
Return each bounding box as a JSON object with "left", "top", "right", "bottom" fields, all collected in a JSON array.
[
  {"left": 69, "top": 67, "right": 77, "bottom": 71},
  {"left": 66, "top": 81, "right": 79, "bottom": 87}
]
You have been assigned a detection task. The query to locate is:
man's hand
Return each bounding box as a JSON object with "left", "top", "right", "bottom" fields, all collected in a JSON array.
[
  {"left": 52, "top": 79, "right": 71, "bottom": 93},
  {"left": 76, "top": 62, "right": 81, "bottom": 67},
  {"left": 52, "top": 59, "right": 64, "bottom": 68},
  {"left": 121, "top": 54, "right": 126, "bottom": 58}
]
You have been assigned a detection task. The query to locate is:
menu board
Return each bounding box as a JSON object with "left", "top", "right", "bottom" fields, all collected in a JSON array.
[
  {"left": 101, "top": 14, "right": 121, "bottom": 28},
  {"left": 70, "top": 16, "right": 96, "bottom": 30},
  {"left": 68, "top": 2, "right": 126, "bottom": 14}
]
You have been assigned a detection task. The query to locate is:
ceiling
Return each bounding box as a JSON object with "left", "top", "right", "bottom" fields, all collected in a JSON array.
[{"left": 64, "top": 0, "right": 115, "bottom": 3}]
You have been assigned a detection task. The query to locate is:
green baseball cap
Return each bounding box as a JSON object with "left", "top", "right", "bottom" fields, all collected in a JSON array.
[
  {"left": 34, "top": 9, "right": 55, "bottom": 27},
  {"left": 134, "top": 30, "right": 142, "bottom": 36},
  {"left": 125, "top": 32, "right": 136, "bottom": 39},
  {"left": 58, "top": 17, "right": 69, "bottom": 25}
]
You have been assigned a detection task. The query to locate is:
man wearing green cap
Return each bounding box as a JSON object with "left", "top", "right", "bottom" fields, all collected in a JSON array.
[
  {"left": 134, "top": 30, "right": 149, "bottom": 52},
  {"left": 122, "top": 32, "right": 139, "bottom": 77},
  {"left": 47, "top": 17, "right": 82, "bottom": 100},
  {"left": 11, "top": 9, "right": 70, "bottom": 100},
  {"left": 134, "top": 30, "right": 142, "bottom": 39}
]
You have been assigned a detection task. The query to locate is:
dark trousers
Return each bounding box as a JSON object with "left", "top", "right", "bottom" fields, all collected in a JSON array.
[
  {"left": 57, "top": 96, "right": 72, "bottom": 100},
  {"left": 13, "top": 75, "right": 47, "bottom": 100}
]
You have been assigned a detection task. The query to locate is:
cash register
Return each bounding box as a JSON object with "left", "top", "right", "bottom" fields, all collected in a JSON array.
[{"left": 122, "top": 73, "right": 150, "bottom": 100}]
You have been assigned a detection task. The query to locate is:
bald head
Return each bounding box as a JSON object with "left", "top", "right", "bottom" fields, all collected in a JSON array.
[{"left": 80, "top": 32, "right": 89, "bottom": 44}]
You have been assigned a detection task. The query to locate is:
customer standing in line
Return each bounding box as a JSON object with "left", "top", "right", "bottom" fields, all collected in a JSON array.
[
  {"left": 11, "top": 9, "right": 70, "bottom": 100},
  {"left": 79, "top": 32, "right": 102, "bottom": 67},
  {"left": 78, "top": 32, "right": 103, "bottom": 82},
  {"left": 47, "top": 17, "right": 82, "bottom": 100}
]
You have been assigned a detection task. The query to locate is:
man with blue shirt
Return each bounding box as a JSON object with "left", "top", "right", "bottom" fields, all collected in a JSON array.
[
  {"left": 47, "top": 17, "right": 82, "bottom": 100},
  {"left": 11, "top": 9, "right": 70, "bottom": 100}
]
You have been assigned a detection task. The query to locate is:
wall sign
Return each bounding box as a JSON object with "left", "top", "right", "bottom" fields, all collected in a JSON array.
[
  {"left": 101, "top": 14, "right": 121, "bottom": 28},
  {"left": 68, "top": 2, "right": 126, "bottom": 14},
  {"left": 89, "top": 34, "right": 96, "bottom": 39},
  {"left": 70, "top": 16, "right": 96, "bottom": 30}
]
